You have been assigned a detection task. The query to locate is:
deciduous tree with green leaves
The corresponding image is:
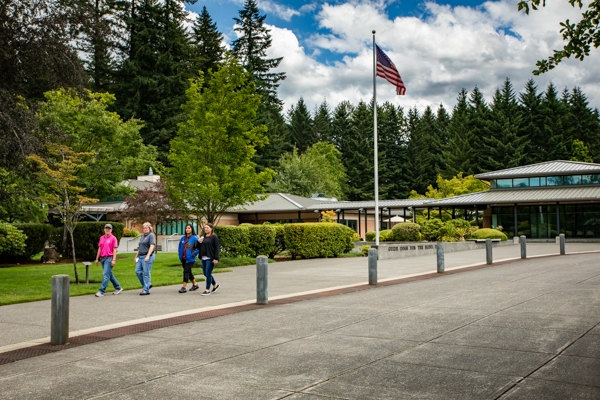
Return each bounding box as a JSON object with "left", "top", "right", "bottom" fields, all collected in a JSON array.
[
  {"left": 29, "top": 144, "right": 98, "bottom": 283},
  {"left": 168, "top": 57, "right": 274, "bottom": 224},
  {"left": 409, "top": 173, "right": 490, "bottom": 200},
  {"left": 267, "top": 142, "right": 346, "bottom": 199},
  {"left": 517, "top": 0, "right": 600, "bottom": 74}
]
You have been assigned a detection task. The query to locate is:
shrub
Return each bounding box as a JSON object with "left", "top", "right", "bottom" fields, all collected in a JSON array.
[
  {"left": 391, "top": 222, "right": 422, "bottom": 241},
  {"left": 123, "top": 228, "right": 140, "bottom": 237},
  {"left": 10, "top": 223, "right": 54, "bottom": 262},
  {"left": 283, "top": 223, "right": 353, "bottom": 259},
  {"left": 0, "top": 223, "right": 27, "bottom": 258},
  {"left": 360, "top": 245, "right": 370, "bottom": 256},
  {"left": 420, "top": 218, "right": 445, "bottom": 241},
  {"left": 470, "top": 228, "right": 508, "bottom": 241},
  {"left": 365, "top": 230, "right": 393, "bottom": 241},
  {"left": 380, "top": 229, "right": 394, "bottom": 241},
  {"left": 214, "top": 225, "right": 250, "bottom": 257},
  {"left": 72, "top": 222, "right": 125, "bottom": 260},
  {"left": 247, "top": 224, "right": 277, "bottom": 258}
]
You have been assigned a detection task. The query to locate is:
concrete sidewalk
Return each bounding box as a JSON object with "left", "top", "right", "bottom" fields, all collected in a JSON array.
[
  {"left": 0, "top": 242, "right": 597, "bottom": 351},
  {"left": 0, "top": 243, "right": 598, "bottom": 398}
]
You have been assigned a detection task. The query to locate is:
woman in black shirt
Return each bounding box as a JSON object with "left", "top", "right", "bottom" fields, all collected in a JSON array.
[{"left": 198, "top": 223, "right": 220, "bottom": 295}]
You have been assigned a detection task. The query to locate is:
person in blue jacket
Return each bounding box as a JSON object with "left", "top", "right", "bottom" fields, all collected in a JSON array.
[{"left": 177, "top": 224, "right": 200, "bottom": 293}]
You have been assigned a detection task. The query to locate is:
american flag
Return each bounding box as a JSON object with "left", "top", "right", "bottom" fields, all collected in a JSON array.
[{"left": 376, "top": 45, "right": 406, "bottom": 95}]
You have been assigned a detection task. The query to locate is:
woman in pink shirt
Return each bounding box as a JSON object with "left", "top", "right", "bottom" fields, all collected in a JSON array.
[{"left": 94, "top": 224, "right": 123, "bottom": 297}]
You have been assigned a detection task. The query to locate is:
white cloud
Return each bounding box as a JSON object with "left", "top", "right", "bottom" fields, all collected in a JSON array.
[
  {"left": 257, "top": 0, "right": 301, "bottom": 21},
  {"left": 269, "top": 0, "right": 600, "bottom": 114}
]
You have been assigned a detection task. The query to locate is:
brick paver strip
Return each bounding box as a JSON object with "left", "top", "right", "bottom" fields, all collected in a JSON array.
[{"left": 0, "top": 252, "right": 591, "bottom": 365}]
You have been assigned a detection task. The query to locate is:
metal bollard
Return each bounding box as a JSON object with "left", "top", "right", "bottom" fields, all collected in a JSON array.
[
  {"left": 256, "top": 256, "right": 268, "bottom": 305},
  {"left": 436, "top": 243, "right": 444, "bottom": 273},
  {"left": 51, "top": 275, "right": 70, "bottom": 345},
  {"left": 368, "top": 248, "right": 377, "bottom": 285},
  {"left": 486, "top": 239, "right": 493, "bottom": 265},
  {"left": 559, "top": 233, "right": 566, "bottom": 255},
  {"left": 520, "top": 235, "right": 527, "bottom": 259}
]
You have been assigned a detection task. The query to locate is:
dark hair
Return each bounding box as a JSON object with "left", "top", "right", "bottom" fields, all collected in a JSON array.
[
  {"left": 204, "top": 223, "right": 214, "bottom": 236},
  {"left": 185, "top": 223, "right": 195, "bottom": 236}
]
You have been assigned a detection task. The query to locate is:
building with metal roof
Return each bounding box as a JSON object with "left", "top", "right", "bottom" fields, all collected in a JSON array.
[{"left": 427, "top": 160, "right": 600, "bottom": 239}]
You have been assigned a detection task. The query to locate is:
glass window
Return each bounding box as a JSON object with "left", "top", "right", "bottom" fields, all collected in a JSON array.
[
  {"left": 513, "top": 178, "right": 529, "bottom": 187},
  {"left": 582, "top": 174, "right": 600, "bottom": 184},
  {"left": 490, "top": 180, "right": 497, "bottom": 189},
  {"left": 564, "top": 175, "right": 581, "bottom": 185},
  {"left": 496, "top": 179, "right": 513, "bottom": 188},
  {"left": 530, "top": 177, "right": 540, "bottom": 187},
  {"left": 546, "top": 176, "right": 564, "bottom": 186},
  {"left": 540, "top": 176, "right": 546, "bottom": 186}
]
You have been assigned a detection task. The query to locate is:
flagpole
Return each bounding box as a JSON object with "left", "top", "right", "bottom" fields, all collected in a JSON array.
[{"left": 372, "top": 30, "right": 379, "bottom": 247}]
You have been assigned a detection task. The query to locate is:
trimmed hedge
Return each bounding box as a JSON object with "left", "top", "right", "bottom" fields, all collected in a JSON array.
[
  {"left": 72, "top": 222, "right": 125, "bottom": 260},
  {"left": 10, "top": 223, "right": 54, "bottom": 262},
  {"left": 392, "top": 222, "right": 422, "bottom": 241},
  {"left": 470, "top": 228, "right": 508, "bottom": 241},
  {"left": 283, "top": 223, "right": 353, "bottom": 259},
  {"left": 214, "top": 225, "right": 251, "bottom": 257},
  {"left": 420, "top": 218, "right": 445, "bottom": 241},
  {"left": 246, "top": 224, "right": 277, "bottom": 258},
  {"left": 0, "top": 223, "right": 27, "bottom": 258}
]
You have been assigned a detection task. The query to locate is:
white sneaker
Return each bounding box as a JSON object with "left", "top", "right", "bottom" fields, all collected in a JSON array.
[
  {"left": 95, "top": 291, "right": 104, "bottom": 297},
  {"left": 113, "top": 288, "right": 123, "bottom": 295}
]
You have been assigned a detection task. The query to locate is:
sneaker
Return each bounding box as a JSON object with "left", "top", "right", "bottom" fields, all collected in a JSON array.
[
  {"left": 140, "top": 291, "right": 150, "bottom": 296},
  {"left": 95, "top": 291, "right": 104, "bottom": 297},
  {"left": 149, "top": 284, "right": 153, "bottom": 289},
  {"left": 201, "top": 291, "right": 211, "bottom": 296},
  {"left": 189, "top": 285, "right": 199, "bottom": 291},
  {"left": 179, "top": 287, "right": 187, "bottom": 293},
  {"left": 211, "top": 284, "right": 220, "bottom": 293},
  {"left": 113, "top": 288, "right": 123, "bottom": 295}
]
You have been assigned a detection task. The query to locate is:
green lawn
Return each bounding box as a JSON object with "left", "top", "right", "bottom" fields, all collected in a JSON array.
[{"left": 0, "top": 253, "right": 261, "bottom": 306}]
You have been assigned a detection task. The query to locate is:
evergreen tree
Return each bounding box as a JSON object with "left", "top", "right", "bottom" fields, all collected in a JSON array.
[
  {"left": 330, "top": 101, "right": 354, "bottom": 155},
  {"left": 62, "top": 0, "right": 121, "bottom": 92},
  {"left": 519, "top": 79, "right": 546, "bottom": 164},
  {"left": 435, "top": 103, "right": 450, "bottom": 147},
  {"left": 231, "top": 0, "right": 287, "bottom": 172},
  {"left": 190, "top": 6, "right": 225, "bottom": 78},
  {"left": 444, "top": 89, "right": 477, "bottom": 177},
  {"left": 345, "top": 101, "right": 374, "bottom": 201},
  {"left": 114, "top": 0, "right": 194, "bottom": 163},
  {"left": 231, "top": 0, "right": 285, "bottom": 103},
  {"left": 314, "top": 100, "right": 333, "bottom": 143},
  {"left": 541, "top": 83, "right": 570, "bottom": 160},
  {"left": 481, "top": 78, "right": 528, "bottom": 171},
  {"left": 564, "top": 87, "right": 600, "bottom": 161},
  {"left": 287, "top": 98, "right": 315, "bottom": 152},
  {"left": 378, "top": 102, "right": 410, "bottom": 199},
  {"left": 409, "top": 106, "right": 440, "bottom": 194},
  {"left": 466, "top": 86, "right": 491, "bottom": 173}
]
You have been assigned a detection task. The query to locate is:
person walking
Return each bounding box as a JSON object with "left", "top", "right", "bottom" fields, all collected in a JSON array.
[
  {"left": 134, "top": 222, "right": 156, "bottom": 295},
  {"left": 198, "top": 223, "right": 220, "bottom": 296},
  {"left": 177, "top": 224, "right": 200, "bottom": 293},
  {"left": 94, "top": 224, "right": 123, "bottom": 297}
]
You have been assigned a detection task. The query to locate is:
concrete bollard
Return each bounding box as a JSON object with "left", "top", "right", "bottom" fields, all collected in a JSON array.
[
  {"left": 256, "top": 256, "right": 268, "bottom": 305},
  {"left": 486, "top": 239, "right": 493, "bottom": 265},
  {"left": 51, "top": 274, "right": 70, "bottom": 345},
  {"left": 559, "top": 233, "right": 566, "bottom": 255},
  {"left": 368, "top": 248, "right": 377, "bottom": 285},
  {"left": 436, "top": 243, "right": 444, "bottom": 273},
  {"left": 520, "top": 235, "right": 527, "bottom": 259}
]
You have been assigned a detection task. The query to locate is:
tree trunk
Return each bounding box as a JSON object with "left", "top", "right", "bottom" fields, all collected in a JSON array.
[{"left": 69, "top": 229, "right": 79, "bottom": 284}]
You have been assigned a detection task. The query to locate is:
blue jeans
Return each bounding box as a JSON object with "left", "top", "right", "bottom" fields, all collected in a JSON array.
[
  {"left": 201, "top": 259, "right": 216, "bottom": 290},
  {"left": 99, "top": 257, "right": 121, "bottom": 294},
  {"left": 136, "top": 254, "right": 155, "bottom": 292}
]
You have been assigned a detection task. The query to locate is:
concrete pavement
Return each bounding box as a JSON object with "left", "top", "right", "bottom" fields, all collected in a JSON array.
[{"left": 0, "top": 242, "right": 599, "bottom": 399}]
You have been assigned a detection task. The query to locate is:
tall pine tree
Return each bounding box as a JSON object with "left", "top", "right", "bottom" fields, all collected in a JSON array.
[
  {"left": 519, "top": 79, "right": 546, "bottom": 164},
  {"left": 190, "top": 6, "right": 225, "bottom": 78},
  {"left": 444, "top": 89, "right": 477, "bottom": 177},
  {"left": 378, "top": 102, "right": 410, "bottom": 199},
  {"left": 287, "top": 98, "right": 316, "bottom": 152},
  {"left": 314, "top": 100, "right": 333, "bottom": 143},
  {"left": 480, "top": 78, "right": 528, "bottom": 171},
  {"left": 114, "top": 0, "right": 194, "bottom": 163}
]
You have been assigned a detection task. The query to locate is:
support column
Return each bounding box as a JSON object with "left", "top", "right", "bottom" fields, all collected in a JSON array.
[
  {"left": 513, "top": 204, "right": 518, "bottom": 238},
  {"left": 556, "top": 202, "right": 560, "bottom": 235}
]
